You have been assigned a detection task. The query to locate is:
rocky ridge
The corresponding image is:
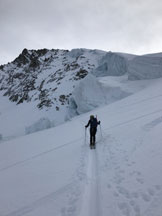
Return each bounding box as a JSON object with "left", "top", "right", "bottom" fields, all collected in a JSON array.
[
  {"left": 0, "top": 48, "right": 129, "bottom": 112},
  {"left": 0, "top": 48, "right": 103, "bottom": 110}
]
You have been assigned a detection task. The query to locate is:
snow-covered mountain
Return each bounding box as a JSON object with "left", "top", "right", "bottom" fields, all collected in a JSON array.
[
  {"left": 0, "top": 48, "right": 130, "bottom": 138},
  {"left": 0, "top": 48, "right": 102, "bottom": 108},
  {"left": 0, "top": 48, "right": 104, "bottom": 137},
  {"left": 1, "top": 48, "right": 162, "bottom": 215},
  {"left": 1, "top": 48, "right": 162, "bottom": 139},
  {"left": 0, "top": 74, "right": 162, "bottom": 216}
]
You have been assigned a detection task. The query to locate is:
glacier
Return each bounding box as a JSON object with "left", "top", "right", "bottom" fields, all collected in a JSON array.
[
  {"left": 128, "top": 55, "right": 162, "bottom": 80},
  {"left": 1, "top": 48, "right": 162, "bottom": 138},
  {"left": 0, "top": 76, "right": 162, "bottom": 216},
  {"left": 93, "top": 52, "right": 128, "bottom": 77},
  {"left": 69, "top": 74, "right": 131, "bottom": 115}
]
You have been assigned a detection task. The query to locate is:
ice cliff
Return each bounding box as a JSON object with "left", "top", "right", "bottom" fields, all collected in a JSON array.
[{"left": 128, "top": 55, "right": 162, "bottom": 80}]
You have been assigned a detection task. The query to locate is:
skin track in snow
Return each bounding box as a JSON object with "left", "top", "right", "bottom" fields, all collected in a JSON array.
[{"left": 79, "top": 149, "right": 101, "bottom": 216}]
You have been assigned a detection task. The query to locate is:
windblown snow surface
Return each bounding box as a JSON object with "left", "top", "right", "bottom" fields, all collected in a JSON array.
[{"left": 1, "top": 76, "right": 162, "bottom": 216}]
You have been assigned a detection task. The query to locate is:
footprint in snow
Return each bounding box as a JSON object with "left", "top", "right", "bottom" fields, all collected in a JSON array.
[
  {"left": 147, "top": 188, "right": 155, "bottom": 196},
  {"left": 107, "top": 184, "right": 111, "bottom": 189},
  {"left": 131, "top": 191, "right": 139, "bottom": 199},
  {"left": 114, "top": 175, "right": 125, "bottom": 184},
  {"left": 119, "top": 169, "right": 125, "bottom": 174},
  {"left": 133, "top": 204, "right": 141, "bottom": 215},
  {"left": 136, "top": 171, "right": 141, "bottom": 176},
  {"left": 117, "top": 186, "right": 131, "bottom": 199},
  {"left": 118, "top": 202, "right": 131, "bottom": 216},
  {"left": 136, "top": 178, "right": 144, "bottom": 184},
  {"left": 113, "top": 191, "right": 119, "bottom": 197},
  {"left": 141, "top": 192, "right": 151, "bottom": 202},
  {"left": 154, "top": 185, "right": 161, "bottom": 191},
  {"left": 129, "top": 200, "right": 135, "bottom": 206},
  {"left": 129, "top": 201, "right": 141, "bottom": 216}
]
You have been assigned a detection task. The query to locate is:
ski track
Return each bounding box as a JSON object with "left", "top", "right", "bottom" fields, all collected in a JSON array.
[
  {"left": 104, "top": 108, "right": 162, "bottom": 132},
  {"left": 78, "top": 131, "right": 102, "bottom": 216},
  {"left": 119, "top": 94, "right": 162, "bottom": 109}
]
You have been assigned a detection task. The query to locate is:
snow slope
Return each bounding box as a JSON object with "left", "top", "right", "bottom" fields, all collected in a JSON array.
[
  {"left": 0, "top": 74, "right": 156, "bottom": 139},
  {"left": 2, "top": 48, "right": 162, "bottom": 139},
  {"left": 0, "top": 77, "right": 162, "bottom": 216}
]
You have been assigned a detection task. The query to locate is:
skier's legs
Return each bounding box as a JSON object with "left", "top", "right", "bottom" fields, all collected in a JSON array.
[
  {"left": 93, "top": 134, "right": 96, "bottom": 144},
  {"left": 91, "top": 128, "right": 97, "bottom": 146},
  {"left": 90, "top": 135, "right": 93, "bottom": 145},
  {"left": 90, "top": 129, "right": 93, "bottom": 145}
]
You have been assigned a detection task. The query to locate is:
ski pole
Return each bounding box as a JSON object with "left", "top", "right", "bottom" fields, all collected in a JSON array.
[
  {"left": 99, "top": 124, "right": 103, "bottom": 141},
  {"left": 85, "top": 127, "right": 87, "bottom": 145}
]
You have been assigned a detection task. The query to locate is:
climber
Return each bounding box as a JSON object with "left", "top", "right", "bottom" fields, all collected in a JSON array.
[{"left": 85, "top": 115, "right": 100, "bottom": 149}]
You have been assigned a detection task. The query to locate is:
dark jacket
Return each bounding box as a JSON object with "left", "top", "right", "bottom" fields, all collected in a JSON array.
[{"left": 85, "top": 117, "right": 100, "bottom": 129}]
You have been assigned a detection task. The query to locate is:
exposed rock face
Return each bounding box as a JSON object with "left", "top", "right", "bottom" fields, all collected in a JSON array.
[
  {"left": 128, "top": 56, "right": 162, "bottom": 80},
  {"left": 0, "top": 48, "right": 105, "bottom": 111}
]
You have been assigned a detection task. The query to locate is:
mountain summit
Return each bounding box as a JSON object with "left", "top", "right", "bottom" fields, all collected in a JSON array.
[{"left": 1, "top": 48, "right": 162, "bottom": 138}]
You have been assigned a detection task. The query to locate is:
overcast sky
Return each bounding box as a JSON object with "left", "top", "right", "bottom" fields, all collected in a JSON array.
[{"left": 0, "top": 0, "right": 162, "bottom": 64}]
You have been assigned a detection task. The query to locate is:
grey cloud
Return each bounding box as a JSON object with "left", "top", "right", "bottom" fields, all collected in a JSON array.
[{"left": 0, "top": 0, "right": 162, "bottom": 64}]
